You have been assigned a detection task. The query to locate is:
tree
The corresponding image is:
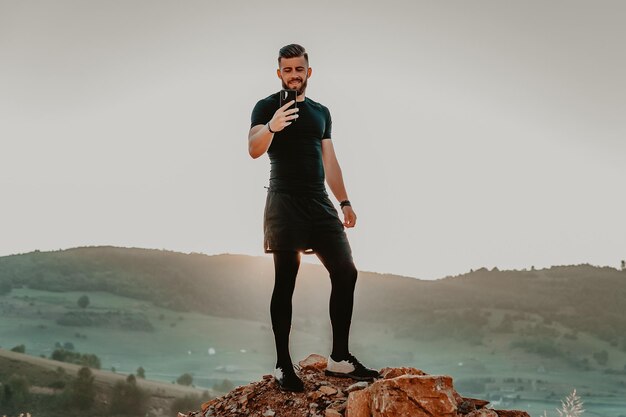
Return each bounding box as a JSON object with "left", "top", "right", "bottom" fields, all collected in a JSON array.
[
  {"left": 51, "top": 348, "right": 101, "bottom": 369},
  {"left": 77, "top": 295, "right": 90, "bottom": 309},
  {"left": 0, "top": 280, "right": 11, "bottom": 295},
  {"left": 10, "top": 344, "right": 25, "bottom": 353},
  {"left": 137, "top": 366, "right": 146, "bottom": 379},
  {"left": 1, "top": 374, "right": 30, "bottom": 409},
  {"left": 170, "top": 392, "right": 213, "bottom": 415},
  {"left": 176, "top": 373, "right": 193, "bottom": 386},
  {"left": 621, "top": 260, "right": 625, "bottom": 271},
  {"left": 212, "top": 378, "right": 234, "bottom": 393},
  {"left": 68, "top": 366, "right": 96, "bottom": 410},
  {"left": 109, "top": 373, "right": 149, "bottom": 416}
]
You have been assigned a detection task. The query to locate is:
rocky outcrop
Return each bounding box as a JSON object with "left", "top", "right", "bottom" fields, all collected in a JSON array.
[{"left": 177, "top": 354, "right": 530, "bottom": 417}]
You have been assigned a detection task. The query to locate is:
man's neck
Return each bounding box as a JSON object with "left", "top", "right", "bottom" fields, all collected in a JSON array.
[{"left": 297, "top": 92, "right": 306, "bottom": 102}]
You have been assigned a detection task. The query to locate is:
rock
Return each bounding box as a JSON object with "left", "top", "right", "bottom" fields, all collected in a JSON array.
[
  {"left": 347, "top": 373, "right": 459, "bottom": 417},
  {"left": 380, "top": 366, "right": 426, "bottom": 379},
  {"left": 459, "top": 397, "right": 490, "bottom": 412},
  {"left": 346, "top": 387, "right": 371, "bottom": 417},
  {"left": 328, "top": 399, "right": 348, "bottom": 412},
  {"left": 300, "top": 353, "right": 328, "bottom": 371},
  {"left": 181, "top": 354, "right": 530, "bottom": 417},
  {"left": 458, "top": 400, "right": 477, "bottom": 414},
  {"left": 466, "top": 410, "right": 499, "bottom": 417},
  {"left": 346, "top": 381, "right": 369, "bottom": 392},
  {"left": 201, "top": 400, "right": 215, "bottom": 413},
  {"left": 309, "top": 390, "right": 325, "bottom": 400},
  {"left": 494, "top": 411, "right": 531, "bottom": 417},
  {"left": 319, "top": 385, "right": 338, "bottom": 395},
  {"left": 370, "top": 374, "right": 459, "bottom": 417}
]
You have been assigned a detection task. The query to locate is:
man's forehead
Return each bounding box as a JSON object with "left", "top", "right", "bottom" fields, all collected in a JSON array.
[{"left": 279, "top": 56, "right": 308, "bottom": 69}]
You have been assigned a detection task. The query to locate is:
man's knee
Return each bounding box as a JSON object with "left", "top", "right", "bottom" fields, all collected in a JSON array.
[{"left": 331, "top": 260, "right": 358, "bottom": 287}]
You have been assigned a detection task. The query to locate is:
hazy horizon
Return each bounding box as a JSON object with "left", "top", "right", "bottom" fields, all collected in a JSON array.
[{"left": 2, "top": 0, "right": 625, "bottom": 279}]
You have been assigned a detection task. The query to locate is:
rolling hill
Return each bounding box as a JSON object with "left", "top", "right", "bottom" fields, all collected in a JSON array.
[{"left": 1, "top": 246, "right": 626, "bottom": 417}]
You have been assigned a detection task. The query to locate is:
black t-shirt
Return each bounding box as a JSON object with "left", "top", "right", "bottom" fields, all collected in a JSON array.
[{"left": 250, "top": 92, "right": 332, "bottom": 194}]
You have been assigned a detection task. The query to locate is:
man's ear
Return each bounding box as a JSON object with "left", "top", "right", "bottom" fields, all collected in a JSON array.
[
  {"left": 276, "top": 68, "right": 282, "bottom": 79},
  {"left": 307, "top": 67, "right": 312, "bottom": 78}
]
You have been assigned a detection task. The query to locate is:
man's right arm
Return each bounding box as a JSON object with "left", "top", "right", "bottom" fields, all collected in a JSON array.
[
  {"left": 248, "top": 100, "right": 298, "bottom": 159},
  {"left": 248, "top": 124, "right": 274, "bottom": 159}
]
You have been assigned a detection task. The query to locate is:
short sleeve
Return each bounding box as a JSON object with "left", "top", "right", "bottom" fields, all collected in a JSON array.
[
  {"left": 323, "top": 107, "right": 332, "bottom": 139},
  {"left": 250, "top": 99, "right": 275, "bottom": 129}
]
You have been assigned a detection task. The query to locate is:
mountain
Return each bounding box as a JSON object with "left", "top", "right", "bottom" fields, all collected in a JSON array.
[{"left": 1, "top": 246, "right": 625, "bottom": 346}]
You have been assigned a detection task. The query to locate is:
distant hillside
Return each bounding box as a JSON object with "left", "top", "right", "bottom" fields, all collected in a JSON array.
[
  {"left": 0, "top": 348, "right": 209, "bottom": 417},
  {"left": 3, "top": 246, "right": 626, "bottom": 417},
  {"left": 1, "top": 246, "right": 625, "bottom": 348}
]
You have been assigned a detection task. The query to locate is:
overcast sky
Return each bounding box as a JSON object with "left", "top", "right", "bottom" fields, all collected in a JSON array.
[{"left": 1, "top": 0, "right": 625, "bottom": 279}]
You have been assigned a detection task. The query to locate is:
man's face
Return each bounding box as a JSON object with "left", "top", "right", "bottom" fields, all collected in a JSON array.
[{"left": 277, "top": 56, "right": 312, "bottom": 96}]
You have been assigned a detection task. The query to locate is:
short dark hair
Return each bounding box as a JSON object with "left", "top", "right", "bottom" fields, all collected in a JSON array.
[{"left": 278, "top": 44, "right": 309, "bottom": 66}]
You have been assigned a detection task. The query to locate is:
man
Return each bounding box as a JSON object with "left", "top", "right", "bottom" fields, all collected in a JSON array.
[{"left": 248, "top": 44, "right": 380, "bottom": 392}]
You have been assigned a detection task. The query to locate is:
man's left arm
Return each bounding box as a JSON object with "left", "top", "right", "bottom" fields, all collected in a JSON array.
[{"left": 321, "top": 139, "right": 357, "bottom": 228}]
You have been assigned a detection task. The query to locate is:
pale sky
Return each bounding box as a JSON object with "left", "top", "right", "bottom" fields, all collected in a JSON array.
[{"left": 1, "top": 0, "right": 625, "bottom": 279}]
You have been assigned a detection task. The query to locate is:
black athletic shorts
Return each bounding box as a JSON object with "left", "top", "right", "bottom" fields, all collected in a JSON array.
[{"left": 263, "top": 189, "right": 352, "bottom": 257}]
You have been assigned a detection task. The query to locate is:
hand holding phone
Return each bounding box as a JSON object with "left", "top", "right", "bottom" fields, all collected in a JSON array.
[
  {"left": 280, "top": 89, "right": 298, "bottom": 115},
  {"left": 268, "top": 90, "right": 299, "bottom": 132}
]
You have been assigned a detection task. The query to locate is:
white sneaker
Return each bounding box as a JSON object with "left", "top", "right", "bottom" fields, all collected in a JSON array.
[{"left": 325, "top": 353, "right": 380, "bottom": 381}]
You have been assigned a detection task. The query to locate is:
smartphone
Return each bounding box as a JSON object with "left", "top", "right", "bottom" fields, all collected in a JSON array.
[{"left": 280, "top": 89, "right": 298, "bottom": 122}]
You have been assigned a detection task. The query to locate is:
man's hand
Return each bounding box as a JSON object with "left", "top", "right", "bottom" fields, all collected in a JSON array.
[
  {"left": 269, "top": 100, "right": 299, "bottom": 132},
  {"left": 342, "top": 205, "right": 357, "bottom": 228}
]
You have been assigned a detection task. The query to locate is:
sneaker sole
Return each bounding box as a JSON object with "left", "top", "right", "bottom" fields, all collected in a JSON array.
[{"left": 324, "top": 369, "right": 377, "bottom": 381}]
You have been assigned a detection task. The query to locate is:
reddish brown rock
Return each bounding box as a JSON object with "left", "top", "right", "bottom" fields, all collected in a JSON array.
[
  {"left": 380, "top": 366, "right": 427, "bottom": 379},
  {"left": 494, "top": 410, "right": 531, "bottom": 417},
  {"left": 458, "top": 397, "right": 491, "bottom": 413},
  {"left": 370, "top": 374, "right": 459, "bottom": 417},
  {"left": 346, "top": 372, "right": 460, "bottom": 417},
  {"left": 346, "top": 381, "right": 369, "bottom": 392},
  {"left": 299, "top": 353, "right": 328, "bottom": 371},
  {"left": 346, "top": 387, "right": 372, "bottom": 417},
  {"left": 466, "top": 409, "right": 499, "bottom": 417},
  {"left": 319, "top": 385, "right": 338, "bottom": 395},
  {"left": 461, "top": 397, "right": 490, "bottom": 409},
  {"left": 309, "top": 390, "right": 325, "bottom": 400}
]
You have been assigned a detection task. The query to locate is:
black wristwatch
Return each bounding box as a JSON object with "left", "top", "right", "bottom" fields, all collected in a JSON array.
[{"left": 340, "top": 200, "right": 351, "bottom": 209}]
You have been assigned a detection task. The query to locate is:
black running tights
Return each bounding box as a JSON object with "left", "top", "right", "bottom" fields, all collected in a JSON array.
[{"left": 270, "top": 249, "right": 358, "bottom": 368}]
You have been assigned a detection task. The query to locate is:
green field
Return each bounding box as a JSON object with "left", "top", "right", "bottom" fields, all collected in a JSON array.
[
  {"left": 2, "top": 287, "right": 626, "bottom": 417},
  {"left": 1, "top": 288, "right": 278, "bottom": 388}
]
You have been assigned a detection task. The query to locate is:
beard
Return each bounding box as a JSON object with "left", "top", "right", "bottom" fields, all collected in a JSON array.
[{"left": 281, "top": 76, "right": 308, "bottom": 96}]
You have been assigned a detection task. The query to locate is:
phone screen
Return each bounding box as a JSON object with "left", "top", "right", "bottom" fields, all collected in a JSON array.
[{"left": 280, "top": 89, "right": 298, "bottom": 122}]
